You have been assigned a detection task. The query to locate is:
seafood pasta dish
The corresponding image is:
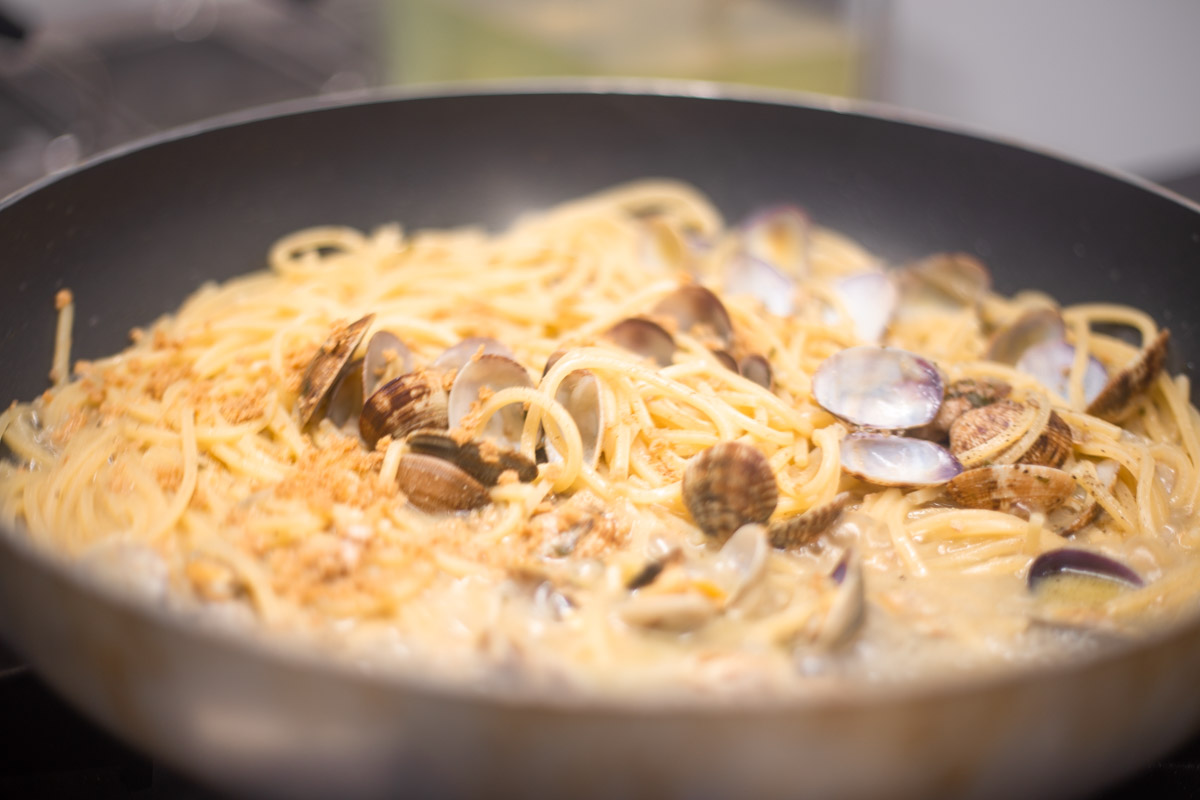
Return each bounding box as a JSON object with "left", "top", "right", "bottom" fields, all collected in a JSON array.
[{"left": 1, "top": 180, "right": 1196, "bottom": 696}]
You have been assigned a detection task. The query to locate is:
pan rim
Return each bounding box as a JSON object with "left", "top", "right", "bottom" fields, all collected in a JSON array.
[{"left": 2, "top": 77, "right": 1199, "bottom": 718}]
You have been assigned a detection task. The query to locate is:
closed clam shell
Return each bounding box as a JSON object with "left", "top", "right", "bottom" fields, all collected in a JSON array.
[
  {"left": 405, "top": 429, "right": 537, "bottom": 486},
  {"left": 447, "top": 354, "right": 534, "bottom": 449},
  {"left": 297, "top": 313, "right": 374, "bottom": 428},
  {"left": 767, "top": 492, "right": 851, "bottom": 549},
  {"left": 1086, "top": 328, "right": 1170, "bottom": 421},
  {"left": 682, "top": 442, "right": 778, "bottom": 540},
  {"left": 840, "top": 433, "right": 963, "bottom": 487},
  {"left": 945, "top": 464, "right": 1076, "bottom": 515},
  {"left": 948, "top": 399, "right": 1073, "bottom": 468},
  {"left": 395, "top": 453, "right": 491, "bottom": 513},
  {"left": 812, "top": 346, "right": 943, "bottom": 430},
  {"left": 360, "top": 370, "right": 448, "bottom": 448}
]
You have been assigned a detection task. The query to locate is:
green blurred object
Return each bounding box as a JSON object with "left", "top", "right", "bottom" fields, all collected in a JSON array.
[{"left": 385, "top": 0, "right": 861, "bottom": 96}]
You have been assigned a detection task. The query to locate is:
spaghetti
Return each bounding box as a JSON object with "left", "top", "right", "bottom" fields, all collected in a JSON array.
[{"left": 1, "top": 180, "right": 1197, "bottom": 695}]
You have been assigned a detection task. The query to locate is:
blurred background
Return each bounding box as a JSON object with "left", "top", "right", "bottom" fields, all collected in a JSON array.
[{"left": 1, "top": 0, "right": 1199, "bottom": 200}]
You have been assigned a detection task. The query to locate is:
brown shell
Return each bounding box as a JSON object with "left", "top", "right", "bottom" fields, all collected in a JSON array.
[
  {"left": 395, "top": 453, "right": 491, "bottom": 513},
  {"left": 906, "top": 252, "right": 991, "bottom": 305},
  {"left": 948, "top": 399, "right": 1073, "bottom": 468},
  {"left": 1047, "top": 460, "right": 1120, "bottom": 536},
  {"left": 296, "top": 314, "right": 374, "bottom": 428},
  {"left": 406, "top": 429, "right": 537, "bottom": 486},
  {"left": 945, "top": 464, "right": 1076, "bottom": 516},
  {"left": 739, "top": 353, "right": 773, "bottom": 390},
  {"left": 914, "top": 377, "right": 1011, "bottom": 441},
  {"left": 606, "top": 318, "right": 677, "bottom": 367},
  {"left": 359, "top": 370, "right": 448, "bottom": 448},
  {"left": 767, "top": 492, "right": 851, "bottom": 549},
  {"left": 1086, "top": 328, "right": 1170, "bottom": 421},
  {"left": 682, "top": 442, "right": 778, "bottom": 540}
]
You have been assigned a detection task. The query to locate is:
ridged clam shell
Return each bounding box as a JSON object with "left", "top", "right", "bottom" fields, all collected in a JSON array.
[
  {"left": 945, "top": 464, "right": 1076, "bottom": 515},
  {"left": 948, "top": 399, "right": 1073, "bottom": 468},
  {"left": 394, "top": 453, "right": 491, "bottom": 513},
  {"left": 767, "top": 492, "right": 851, "bottom": 549},
  {"left": 840, "top": 433, "right": 963, "bottom": 487},
  {"left": 1086, "top": 328, "right": 1170, "bottom": 421},
  {"left": 296, "top": 313, "right": 374, "bottom": 428},
  {"left": 359, "top": 370, "right": 448, "bottom": 448},
  {"left": 812, "top": 346, "right": 943, "bottom": 430},
  {"left": 405, "top": 430, "right": 537, "bottom": 486},
  {"left": 682, "top": 442, "right": 778, "bottom": 540}
]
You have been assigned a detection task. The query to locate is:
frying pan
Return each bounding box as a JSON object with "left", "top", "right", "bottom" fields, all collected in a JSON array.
[{"left": 1, "top": 81, "right": 1199, "bottom": 800}]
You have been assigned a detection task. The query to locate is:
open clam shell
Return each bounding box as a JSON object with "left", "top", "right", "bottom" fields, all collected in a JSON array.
[
  {"left": 363, "top": 331, "right": 412, "bottom": 398},
  {"left": 651, "top": 285, "right": 734, "bottom": 348},
  {"left": 721, "top": 253, "right": 797, "bottom": 316},
  {"left": 948, "top": 399, "right": 1073, "bottom": 468},
  {"left": 985, "top": 308, "right": 1065, "bottom": 365},
  {"left": 812, "top": 346, "right": 943, "bottom": 430},
  {"left": 712, "top": 523, "right": 771, "bottom": 606},
  {"left": 840, "top": 433, "right": 963, "bottom": 487},
  {"left": 1086, "top": 328, "right": 1170, "bottom": 421},
  {"left": 606, "top": 318, "right": 677, "bottom": 367},
  {"left": 1016, "top": 340, "right": 1108, "bottom": 405},
  {"left": 738, "top": 353, "right": 773, "bottom": 390},
  {"left": 548, "top": 370, "right": 605, "bottom": 469},
  {"left": 432, "top": 337, "right": 514, "bottom": 372},
  {"left": 945, "top": 464, "right": 1076, "bottom": 516},
  {"left": 406, "top": 430, "right": 537, "bottom": 486},
  {"left": 394, "top": 453, "right": 492, "bottom": 513},
  {"left": 829, "top": 272, "right": 897, "bottom": 344},
  {"left": 740, "top": 204, "right": 809, "bottom": 276},
  {"left": 1047, "top": 460, "right": 1120, "bottom": 536},
  {"left": 448, "top": 355, "right": 534, "bottom": 449},
  {"left": 682, "top": 442, "right": 779, "bottom": 540},
  {"left": 360, "top": 370, "right": 449, "bottom": 448},
  {"left": 296, "top": 313, "right": 374, "bottom": 428},
  {"left": 1027, "top": 548, "right": 1143, "bottom": 592},
  {"left": 905, "top": 252, "right": 992, "bottom": 306},
  {"left": 815, "top": 549, "right": 865, "bottom": 648}
]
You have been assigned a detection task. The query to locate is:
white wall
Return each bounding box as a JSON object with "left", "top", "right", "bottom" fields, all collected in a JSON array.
[{"left": 869, "top": 0, "right": 1200, "bottom": 177}]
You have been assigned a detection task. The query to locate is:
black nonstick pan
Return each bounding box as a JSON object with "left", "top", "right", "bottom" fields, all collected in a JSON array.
[{"left": 1, "top": 81, "right": 1199, "bottom": 800}]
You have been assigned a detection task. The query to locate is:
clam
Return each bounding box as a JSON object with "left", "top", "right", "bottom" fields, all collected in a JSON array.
[
  {"left": 1027, "top": 548, "right": 1143, "bottom": 594},
  {"left": 985, "top": 308, "right": 1065, "bottom": 365},
  {"left": 917, "top": 377, "right": 1012, "bottom": 441},
  {"left": 432, "top": 337, "right": 514, "bottom": 372},
  {"left": 447, "top": 355, "right": 534, "bottom": 449},
  {"left": 812, "top": 346, "right": 943, "bottom": 430},
  {"left": 360, "top": 370, "right": 448, "bottom": 448},
  {"left": 639, "top": 215, "right": 694, "bottom": 273},
  {"left": 296, "top": 313, "right": 374, "bottom": 428},
  {"left": 325, "top": 358, "right": 364, "bottom": 429},
  {"left": 721, "top": 253, "right": 797, "bottom": 316},
  {"left": 945, "top": 464, "right": 1076, "bottom": 516},
  {"left": 617, "top": 591, "right": 718, "bottom": 632},
  {"left": 740, "top": 204, "right": 809, "bottom": 276},
  {"left": 651, "top": 285, "right": 734, "bottom": 348},
  {"left": 545, "top": 369, "right": 605, "bottom": 469},
  {"left": 682, "top": 442, "right": 778, "bottom": 540},
  {"left": 712, "top": 522, "right": 771, "bottom": 605},
  {"left": 363, "top": 331, "right": 412, "bottom": 397},
  {"left": 738, "top": 353, "right": 773, "bottom": 390},
  {"left": 828, "top": 272, "right": 898, "bottom": 344},
  {"left": 406, "top": 429, "right": 537, "bottom": 486},
  {"left": 767, "top": 492, "right": 852, "bottom": 549},
  {"left": 606, "top": 318, "right": 677, "bottom": 367},
  {"left": 1086, "top": 328, "right": 1170, "bottom": 421},
  {"left": 840, "top": 433, "right": 963, "bottom": 487},
  {"left": 948, "top": 399, "right": 1073, "bottom": 468},
  {"left": 1016, "top": 340, "right": 1108, "bottom": 405},
  {"left": 394, "top": 453, "right": 491, "bottom": 513},
  {"left": 1047, "top": 460, "right": 1120, "bottom": 536},
  {"left": 815, "top": 549, "right": 865, "bottom": 648},
  {"left": 904, "top": 252, "right": 991, "bottom": 306},
  {"left": 710, "top": 348, "right": 739, "bottom": 373},
  {"left": 626, "top": 551, "right": 679, "bottom": 591}
]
